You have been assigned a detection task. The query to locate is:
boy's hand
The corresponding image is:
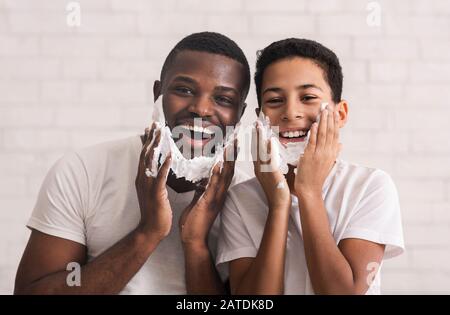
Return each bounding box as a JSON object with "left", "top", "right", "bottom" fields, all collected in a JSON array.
[
  {"left": 253, "top": 121, "right": 291, "bottom": 211},
  {"left": 135, "top": 124, "right": 173, "bottom": 242},
  {"left": 295, "top": 107, "right": 342, "bottom": 199},
  {"left": 179, "top": 140, "right": 238, "bottom": 247}
]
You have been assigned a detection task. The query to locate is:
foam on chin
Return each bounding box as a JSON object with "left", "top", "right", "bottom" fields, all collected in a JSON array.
[{"left": 147, "top": 96, "right": 237, "bottom": 183}]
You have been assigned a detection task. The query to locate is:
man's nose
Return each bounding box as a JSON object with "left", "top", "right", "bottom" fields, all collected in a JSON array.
[
  {"left": 188, "top": 96, "right": 214, "bottom": 117},
  {"left": 281, "top": 97, "right": 304, "bottom": 121}
]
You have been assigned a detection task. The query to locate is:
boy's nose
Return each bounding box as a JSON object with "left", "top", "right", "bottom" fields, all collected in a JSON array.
[
  {"left": 187, "top": 96, "right": 214, "bottom": 117},
  {"left": 281, "top": 99, "right": 304, "bottom": 121}
]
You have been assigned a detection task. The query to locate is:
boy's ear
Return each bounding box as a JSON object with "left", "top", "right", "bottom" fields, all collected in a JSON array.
[
  {"left": 153, "top": 80, "right": 162, "bottom": 102},
  {"left": 336, "top": 100, "right": 349, "bottom": 128}
]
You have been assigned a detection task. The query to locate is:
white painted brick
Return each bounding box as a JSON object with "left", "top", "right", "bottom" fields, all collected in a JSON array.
[
  {"left": 354, "top": 38, "right": 418, "bottom": 61},
  {"left": 420, "top": 40, "right": 450, "bottom": 61},
  {"left": 0, "top": 176, "right": 27, "bottom": 197},
  {"left": 120, "top": 106, "right": 152, "bottom": 128},
  {"left": 344, "top": 131, "right": 408, "bottom": 154},
  {"left": 395, "top": 156, "right": 450, "bottom": 179},
  {"left": 401, "top": 202, "right": 435, "bottom": 225},
  {"left": 69, "top": 129, "right": 138, "bottom": 149},
  {"left": 138, "top": 13, "right": 206, "bottom": 35},
  {"left": 0, "top": 107, "right": 54, "bottom": 127},
  {"left": 385, "top": 16, "right": 450, "bottom": 38},
  {"left": 344, "top": 83, "right": 404, "bottom": 108},
  {"left": 410, "top": 132, "right": 450, "bottom": 154},
  {"left": 369, "top": 62, "right": 408, "bottom": 83},
  {"left": 318, "top": 14, "right": 383, "bottom": 36},
  {"left": 107, "top": 38, "right": 147, "bottom": 58},
  {"left": 404, "top": 225, "right": 450, "bottom": 247},
  {"left": 344, "top": 108, "right": 389, "bottom": 130},
  {"left": 41, "top": 81, "right": 80, "bottom": 104},
  {"left": 432, "top": 203, "right": 450, "bottom": 222},
  {"left": 98, "top": 60, "right": 158, "bottom": 79},
  {"left": 205, "top": 14, "right": 249, "bottom": 35},
  {"left": 55, "top": 107, "right": 122, "bottom": 127},
  {"left": 76, "top": 13, "right": 137, "bottom": 34},
  {"left": 0, "top": 58, "right": 60, "bottom": 79},
  {"left": 81, "top": 82, "right": 147, "bottom": 104},
  {"left": 41, "top": 37, "right": 106, "bottom": 57},
  {"left": 404, "top": 84, "right": 450, "bottom": 108},
  {"left": 62, "top": 59, "right": 98, "bottom": 79},
  {"left": 391, "top": 109, "right": 449, "bottom": 130},
  {"left": 339, "top": 60, "right": 367, "bottom": 83},
  {"left": 8, "top": 12, "right": 70, "bottom": 34},
  {"left": 410, "top": 63, "right": 450, "bottom": 83},
  {"left": 0, "top": 36, "right": 39, "bottom": 56},
  {"left": 0, "top": 153, "right": 38, "bottom": 176},
  {"left": 396, "top": 180, "right": 445, "bottom": 203},
  {"left": 243, "top": 0, "right": 306, "bottom": 12},
  {"left": 410, "top": 248, "right": 450, "bottom": 272},
  {"left": 307, "top": 0, "right": 341, "bottom": 13},
  {"left": 250, "top": 15, "right": 315, "bottom": 36},
  {"left": 3, "top": 128, "right": 69, "bottom": 151},
  {"left": 111, "top": 0, "right": 177, "bottom": 11},
  {"left": 177, "top": 0, "right": 243, "bottom": 12}
]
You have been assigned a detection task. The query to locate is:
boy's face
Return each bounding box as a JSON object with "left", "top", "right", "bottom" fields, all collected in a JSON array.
[
  {"left": 154, "top": 50, "right": 247, "bottom": 157},
  {"left": 259, "top": 56, "right": 347, "bottom": 145}
]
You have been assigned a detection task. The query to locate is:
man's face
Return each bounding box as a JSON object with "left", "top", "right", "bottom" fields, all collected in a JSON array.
[
  {"left": 259, "top": 56, "right": 347, "bottom": 145},
  {"left": 155, "top": 50, "right": 247, "bottom": 157}
]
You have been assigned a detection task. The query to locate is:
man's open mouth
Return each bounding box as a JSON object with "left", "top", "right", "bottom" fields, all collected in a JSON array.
[{"left": 172, "top": 121, "right": 222, "bottom": 158}]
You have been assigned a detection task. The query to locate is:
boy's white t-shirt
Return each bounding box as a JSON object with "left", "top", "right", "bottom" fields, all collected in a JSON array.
[
  {"left": 27, "top": 135, "right": 244, "bottom": 294},
  {"left": 216, "top": 159, "right": 405, "bottom": 295}
]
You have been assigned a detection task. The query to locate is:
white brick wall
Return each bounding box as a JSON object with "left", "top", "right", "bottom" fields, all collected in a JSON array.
[{"left": 1, "top": 0, "right": 449, "bottom": 294}]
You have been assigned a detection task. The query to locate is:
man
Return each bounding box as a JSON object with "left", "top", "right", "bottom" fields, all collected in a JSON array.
[{"left": 14, "top": 32, "right": 250, "bottom": 294}]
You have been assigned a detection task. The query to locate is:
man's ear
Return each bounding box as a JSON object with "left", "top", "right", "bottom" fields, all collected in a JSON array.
[
  {"left": 336, "top": 100, "right": 349, "bottom": 128},
  {"left": 153, "top": 80, "right": 162, "bottom": 102}
]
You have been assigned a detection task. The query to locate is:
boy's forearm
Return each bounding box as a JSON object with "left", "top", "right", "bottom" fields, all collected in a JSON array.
[
  {"left": 183, "top": 243, "right": 226, "bottom": 295},
  {"left": 234, "top": 208, "right": 289, "bottom": 295},
  {"left": 297, "top": 192, "right": 357, "bottom": 294},
  {"left": 15, "top": 228, "right": 161, "bottom": 294}
]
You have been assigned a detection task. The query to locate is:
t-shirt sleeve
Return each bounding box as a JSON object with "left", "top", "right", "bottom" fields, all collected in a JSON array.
[
  {"left": 340, "top": 170, "right": 405, "bottom": 259},
  {"left": 216, "top": 192, "right": 258, "bottom": 267},
  {"left": 26, "top": 152, "right": 88, "bottom": 245}
]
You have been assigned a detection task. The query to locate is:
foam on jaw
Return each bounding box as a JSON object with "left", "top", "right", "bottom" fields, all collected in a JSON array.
[
  {"left": 256, "top": 102, "right": 328, "bottom": 174},
  {"left": 146, "top": 96, "right": 238, "bottom": 183}
]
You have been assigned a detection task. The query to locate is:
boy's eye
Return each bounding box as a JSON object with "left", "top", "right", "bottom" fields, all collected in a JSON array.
[
  {"left": 174, "top": 86, "right": 194, "bottom": 95},
  {"left": 302, "top": 95, "right": 317, "bottom": 102}
]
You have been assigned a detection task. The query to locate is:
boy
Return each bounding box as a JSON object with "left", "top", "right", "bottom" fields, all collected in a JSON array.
[{"left": 217, "top": 38, "right": 404, "bottom": 295}]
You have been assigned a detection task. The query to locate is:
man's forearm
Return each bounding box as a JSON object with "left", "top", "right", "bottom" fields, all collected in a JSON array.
[
  {"left": 183, "top": 243, "right": 226, "bottom": 295},
  {"left": 297, "top": 192, "right": 356, "bottom": 294},
  {"left": 16, "top": 227, "right": 161, "bottom": 294}
]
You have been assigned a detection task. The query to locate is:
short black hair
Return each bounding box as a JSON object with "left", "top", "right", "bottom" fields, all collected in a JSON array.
[
  {"left": 160, "top": 32, "right": 250, "bottom": 98},
  {"left": 254, "top": 38, "right": 343, "bottom": 105}
]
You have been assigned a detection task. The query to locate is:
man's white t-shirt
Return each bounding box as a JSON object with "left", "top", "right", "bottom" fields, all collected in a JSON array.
[
  {"left": 27, "top": 135, "right": 244, "bottom": 294},
  {"left": 216, "top": 159, "right": 405, "bottom": 295}
]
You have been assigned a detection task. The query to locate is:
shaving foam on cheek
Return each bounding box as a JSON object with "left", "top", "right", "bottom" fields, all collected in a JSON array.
[
  {"left": 146, "top": 96, "right": 238, "bottom": 183},
  {"left": 255, "top": 102, "right": 328, "bottom": 174}
]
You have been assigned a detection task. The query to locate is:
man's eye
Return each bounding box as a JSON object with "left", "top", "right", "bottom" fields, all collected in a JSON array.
[
  {"left": 267, "top": 98, "right": 283, "bottom": 104},
  {"left": 215, "top": 96, "right": 233, "bottom": 106},
  {"left": 175, "top": 87, "right": 193, "bottom": 95}
]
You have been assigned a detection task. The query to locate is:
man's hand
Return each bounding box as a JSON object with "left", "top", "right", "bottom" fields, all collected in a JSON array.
[
  {"left": 253, "top": 121, "right": 291, "bottom": 211},
  {"left": 295, "top": 106, "right": 342, "bottom": 199},
  {"left": 135, "top": 123, "right": 173, "bottom": 242},
  {"left": 179, "top": 140, "right": 238, "bottom": 247}
]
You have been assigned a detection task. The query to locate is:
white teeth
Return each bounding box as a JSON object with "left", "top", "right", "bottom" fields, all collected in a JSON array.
[
  {"left": 281, "top": 130, "right": 307, "bottom": 138},
  {"left": 181, "top": 124, "right": 214, "bottom": 135}
]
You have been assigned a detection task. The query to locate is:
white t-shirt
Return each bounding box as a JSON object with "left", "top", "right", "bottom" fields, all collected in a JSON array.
[
  {"left": 216, "top": 159, "right": 405, "bottom": 295},
  {"left": 27, "top": 135, "right": 246, "bottom": 294}
]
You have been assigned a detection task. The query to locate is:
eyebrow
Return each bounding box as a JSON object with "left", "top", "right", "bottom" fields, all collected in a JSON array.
[
  {"left": 262, "top": 84, "right": 323, "bottom": 95},
  {"left": 172, "top": 75, "right": 198, "bottom": 85},
  {"left": 214, "top": 85, "right": 239, "bottom": 96},
  {"left": 172, "top": 75, "right": 240, "bottom": 96}
]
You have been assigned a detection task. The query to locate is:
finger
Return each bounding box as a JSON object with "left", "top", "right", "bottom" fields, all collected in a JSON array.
[
  {"left": 316, "top": 109, "right": 328, "bottom": 150},
  {"left": 155, "top": 152, "right": 172, "bottom": 190},
  {"left": 138, "top": 123, "right": 157, "bottom": 176},
  {"left": 203, "top": 163, "right": 221, "bottom": 203},
  {"left": 326, "top": 106, "right": 335, "bottom": 148},
  {"left": 251, "top": 123, "right": 259, "bottom": 169},
  {"left": 145, "top": 129, "right": 161, "bottom": 168},
  {"left": 333, "top": 110, "right": 340, "bottom": 146},
  {"left": 306, "top": 122, "right": 318, "bottom": 153}
]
